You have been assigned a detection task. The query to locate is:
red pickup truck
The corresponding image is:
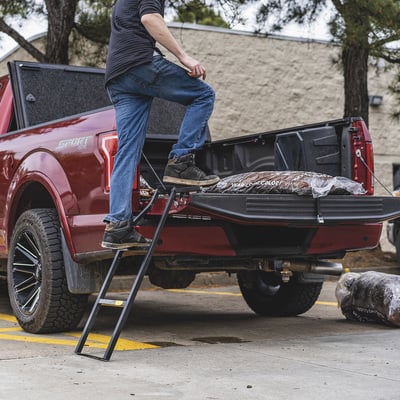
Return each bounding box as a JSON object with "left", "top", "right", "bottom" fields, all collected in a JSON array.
[{"left": 1, "top": 60, "right": 400, "bottom": 334}]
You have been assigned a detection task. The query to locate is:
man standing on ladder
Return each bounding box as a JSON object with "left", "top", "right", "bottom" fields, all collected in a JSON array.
[{"left": 102, "top": 0, "right": 220, "bottom": 250}]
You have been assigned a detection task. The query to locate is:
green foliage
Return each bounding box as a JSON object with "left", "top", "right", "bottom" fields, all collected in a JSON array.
[
  {"left": 254, "top": 0, "right": 400, "bottom": 55},
  {"left": 173, "top": 0, "right": 230, "bottom": 28},
  {"left": 75, "top": 0, "right": 113, "bottom": 44},
  {"left": 0, "top": 0, "right": 32, "bottom": 18},
  {"left": 255, "top": 0, "right": 328, "bottom": 32}
]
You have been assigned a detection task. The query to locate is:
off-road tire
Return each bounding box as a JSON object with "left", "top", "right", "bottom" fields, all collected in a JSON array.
[
  {"left": 237, "top": 270, "right": 323, "bottom": 316},
  {"left": 7, "top": 209, "right": 88, "bottom": 333}
]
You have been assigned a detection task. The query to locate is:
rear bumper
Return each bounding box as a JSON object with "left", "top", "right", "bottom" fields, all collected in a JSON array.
[{"left": 70, "top": 220, "right": 383, "bottom": 263}]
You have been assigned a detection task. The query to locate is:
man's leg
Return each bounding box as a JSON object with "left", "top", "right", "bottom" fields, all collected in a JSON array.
[
  {"left": 147, "top": 56, "right": 219, "bottom": 185},
  {"left": 102, "top": 75, "right": 153, "bottom": 249}
]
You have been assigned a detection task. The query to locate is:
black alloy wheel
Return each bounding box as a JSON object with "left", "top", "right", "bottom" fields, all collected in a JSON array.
[{"left": 8, "top": 209, "right": 88, "bottom": 333}]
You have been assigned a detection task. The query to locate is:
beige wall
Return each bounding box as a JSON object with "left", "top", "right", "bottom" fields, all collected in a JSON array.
[
  {"left": 2, "top": 24, "right": 399, "bottom": 250},
  {"left": 171, "top": 27, "right": 344, "bottom": 138}
]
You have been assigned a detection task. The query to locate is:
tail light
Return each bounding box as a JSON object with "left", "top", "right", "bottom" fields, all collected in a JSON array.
[
  {"left": 99, "top": 132, "right": 118, "bottom": 192},
  {"left": 350, "top": 119, "right": 374, "bottom": 195},
  {"left": 99, "top": 132, "right": 141, "bottom": 208}
]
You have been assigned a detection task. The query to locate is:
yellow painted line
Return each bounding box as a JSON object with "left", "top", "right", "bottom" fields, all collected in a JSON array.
[
  {"left": 0, "top": 333, "right": 92, "bottom": 347},
  {"left": 168, "top": 289, "right": 339, "bottom": 307},
  {"left": 168, "top": 289, "right": 242, "bottom": 296},
  {"left": 0, "top": 312, "right": 158, "bottom": 350},
  {"left": 66, "top": 332, "right": 159, "bottom": 350},
  {"left": 0, "top": 313, "right": 17, "bottom": 323},
  {"left": 0, "top": 331, "right": 158, "bottom": 350},
  {"left": 0, "top": 327, "right": 23, "bottom": 332},
  {"left": 316, "top": 301, "right": 338, "bottom": 307}
]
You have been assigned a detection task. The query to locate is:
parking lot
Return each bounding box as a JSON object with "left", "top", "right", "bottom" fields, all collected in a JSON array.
[{"left": 0, "top": 273, "right": 400, "bottom": 399}]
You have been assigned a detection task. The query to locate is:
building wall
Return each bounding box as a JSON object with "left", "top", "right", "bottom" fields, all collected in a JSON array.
[{"left": 1, "top": 24, "right": 399, "bottom": 250}]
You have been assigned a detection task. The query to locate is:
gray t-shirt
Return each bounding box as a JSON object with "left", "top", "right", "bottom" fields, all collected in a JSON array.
[{"left": 105, "top": 0, "right": 165, "bottom": 84}]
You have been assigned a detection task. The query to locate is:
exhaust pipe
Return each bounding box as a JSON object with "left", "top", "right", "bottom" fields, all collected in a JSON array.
[
  {"left": 277, "top": 260, "right": 343, "bottom": 276},
  {"left": 309, "top": 261, "right": 343, "bottom": 276}
]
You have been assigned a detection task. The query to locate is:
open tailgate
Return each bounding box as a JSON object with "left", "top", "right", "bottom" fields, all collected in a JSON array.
[{"left": 189, "top": 193, "right": 400, "bottom": 224}]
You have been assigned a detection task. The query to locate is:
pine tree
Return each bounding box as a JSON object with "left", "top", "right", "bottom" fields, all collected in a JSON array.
[{"left": 173, "top": 0, "right": 230, "bottom": 28}]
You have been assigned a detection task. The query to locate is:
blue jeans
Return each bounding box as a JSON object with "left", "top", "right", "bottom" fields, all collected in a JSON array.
[{"left": 104, "top": 56, "right": 215, "bottom": 223}]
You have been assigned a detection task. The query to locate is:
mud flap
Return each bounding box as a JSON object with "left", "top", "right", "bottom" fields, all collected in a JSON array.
[{"left": 61, "top": 229, "right": 108, "bottom": 294}]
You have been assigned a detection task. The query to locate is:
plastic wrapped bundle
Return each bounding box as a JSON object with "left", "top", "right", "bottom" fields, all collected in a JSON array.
[
  {"left": 335, "top": 271, "right": 400, "bottom": 327},
  {"left": 205, "top": 171, "right": 366, "bottom": 198}
]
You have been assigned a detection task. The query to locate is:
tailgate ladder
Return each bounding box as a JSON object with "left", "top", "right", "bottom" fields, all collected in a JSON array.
[{"left": 75, "top": 187, "right": 177, "bottom": 361}]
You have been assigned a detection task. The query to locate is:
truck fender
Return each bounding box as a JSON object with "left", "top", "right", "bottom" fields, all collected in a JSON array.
[{"left": 6, "top": 151, "right": 79, "bottom": 257}]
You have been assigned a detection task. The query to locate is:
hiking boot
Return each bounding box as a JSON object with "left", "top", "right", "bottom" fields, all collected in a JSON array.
[
  {"left": 101, "top": 220, "right": 151, "bottom": 250},
  {"left": 163, "top": 153, "right": 220, "bottom": 186}
]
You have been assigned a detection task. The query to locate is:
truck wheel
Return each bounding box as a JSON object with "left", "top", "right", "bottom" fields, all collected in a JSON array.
[
  {"left": 7, "top": 209, "right": 88, "bottom": 333},
  {"left": 237, "top": 270, "right": 323, "bottom": 316}
]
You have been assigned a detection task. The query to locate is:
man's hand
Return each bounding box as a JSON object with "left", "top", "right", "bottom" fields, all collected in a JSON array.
[
  {"left": 141, "top": 13, "right": 207, "bottom": 79},
  {"left": 179, "top": 54, "right": 207, "bottom": 79}
]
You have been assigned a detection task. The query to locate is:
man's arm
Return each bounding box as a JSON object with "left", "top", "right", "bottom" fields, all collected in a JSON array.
[{"left": 141, "top": 13, "right": 206, "bottom": 79}]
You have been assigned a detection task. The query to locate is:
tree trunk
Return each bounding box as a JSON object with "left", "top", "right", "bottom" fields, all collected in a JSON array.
[
  {"left": 342, "top": 41, "right": 369, "bottom": 126},
  {"left": 45, "top": 0, "right": 77, "bottom": 64},
  {"left": 0, "top": 19, "right": 47, "bottom": 63},
  {"left": 340, "top": 2, "right": 371, "bottom": 127}
]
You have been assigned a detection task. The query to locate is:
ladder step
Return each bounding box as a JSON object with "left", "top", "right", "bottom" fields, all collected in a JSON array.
[{"left": 99, "top": 299, "right": 127, "bottom": 308}]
